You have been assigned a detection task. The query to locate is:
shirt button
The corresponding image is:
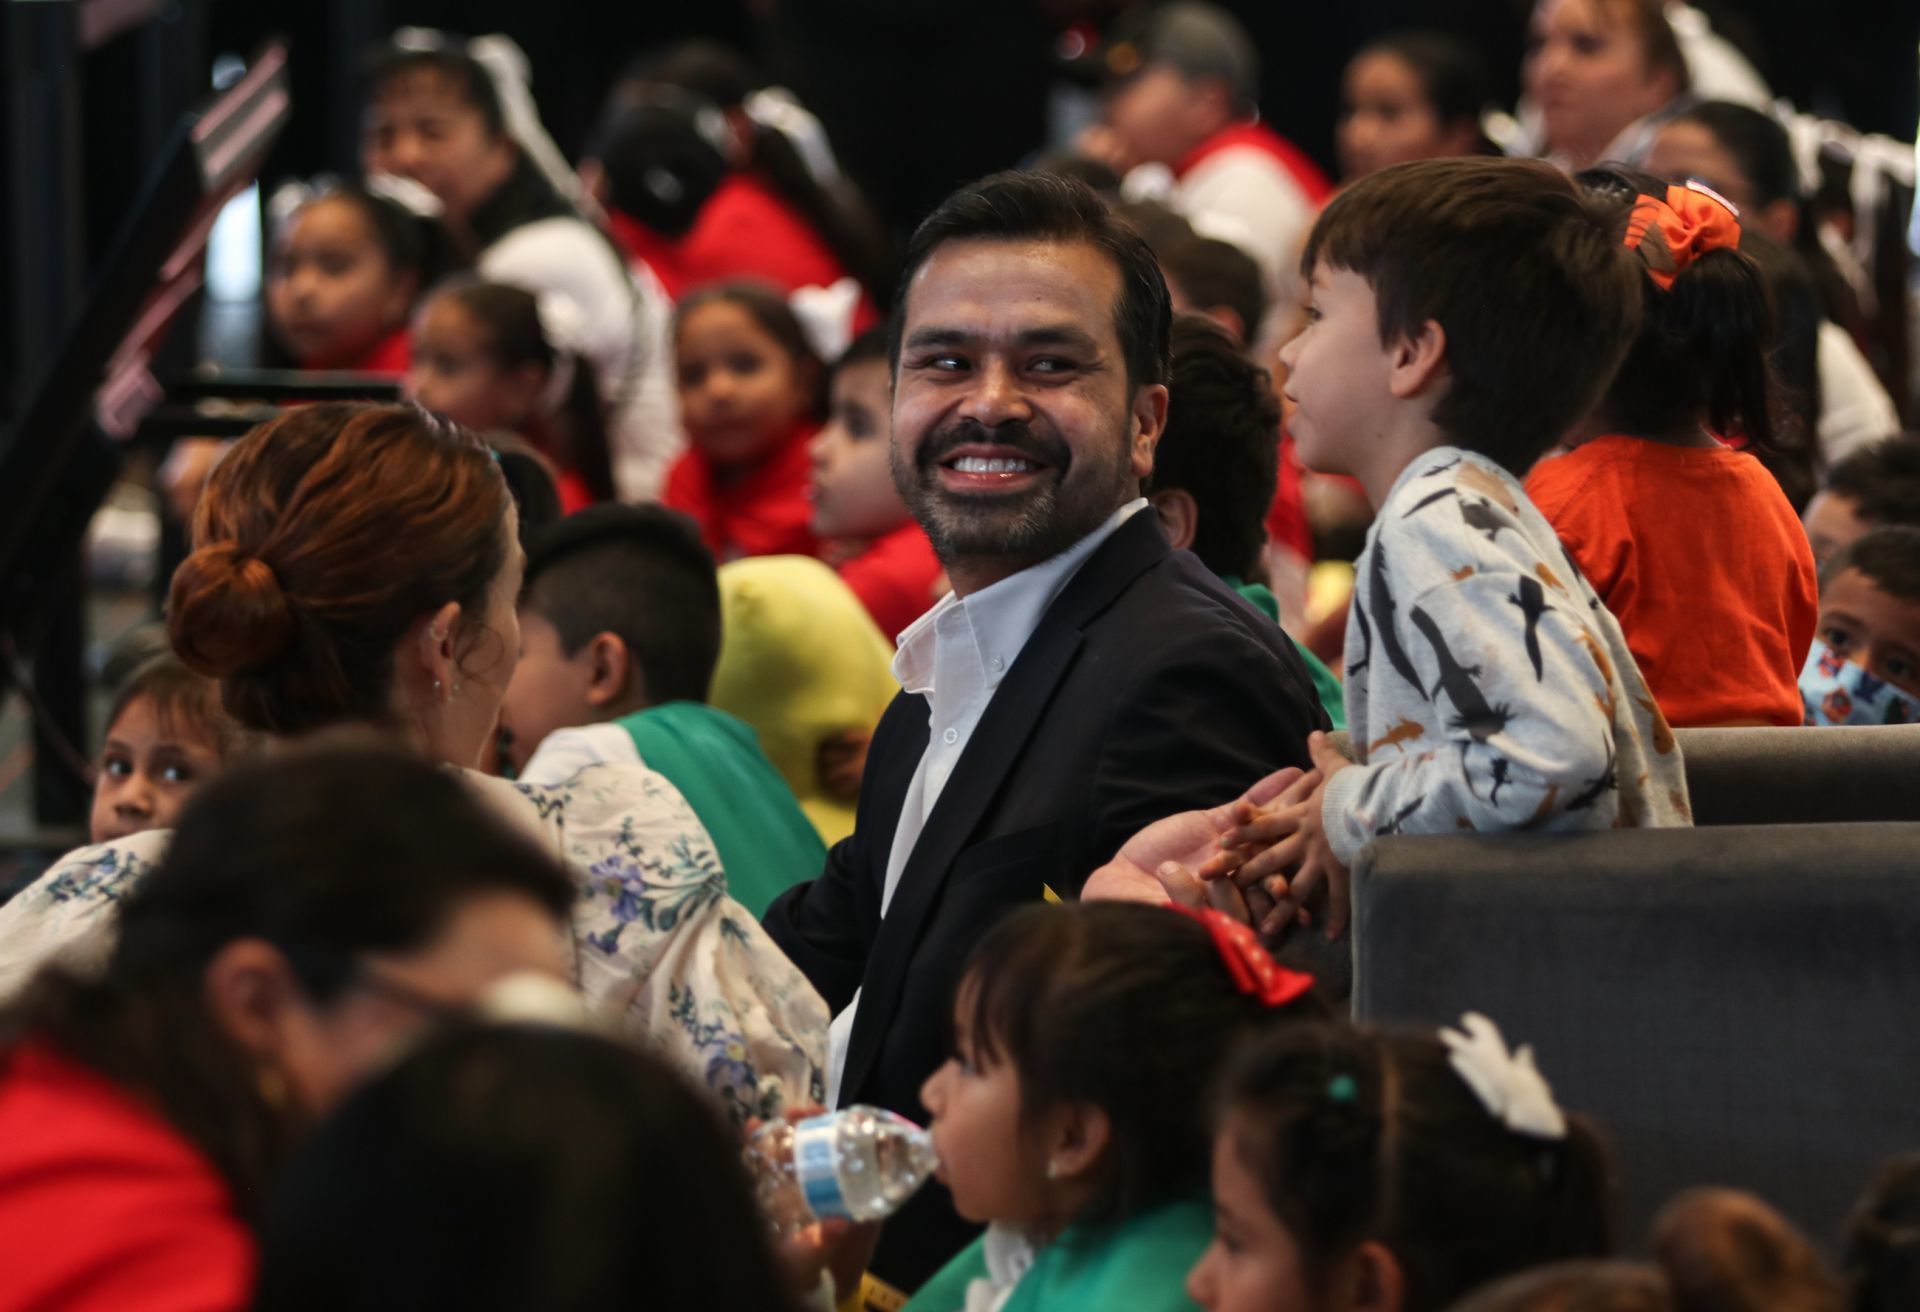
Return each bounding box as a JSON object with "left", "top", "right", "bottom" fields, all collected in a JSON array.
[
  {"left": 943, "top": 727, "right": 959, "bottom": 745},
  {"left": 991, "top": 656, "right": 1005, "bottom": 673}
]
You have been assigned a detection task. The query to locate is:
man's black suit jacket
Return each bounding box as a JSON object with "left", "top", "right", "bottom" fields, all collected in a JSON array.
[{"left": 762, "top": 511, "right": 1329, "bottom": 1287}]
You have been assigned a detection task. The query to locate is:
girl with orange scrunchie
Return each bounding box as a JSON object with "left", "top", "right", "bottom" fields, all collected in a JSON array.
[{"left": 1525, "top": 168, "right": 1818, "bottom": 728}]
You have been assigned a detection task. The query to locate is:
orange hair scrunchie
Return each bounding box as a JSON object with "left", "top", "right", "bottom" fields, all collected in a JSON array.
[{"left": 1622, "top": 181, "right": 1741, "bottom": 290}]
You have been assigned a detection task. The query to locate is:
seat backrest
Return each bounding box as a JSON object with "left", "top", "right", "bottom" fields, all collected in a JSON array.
[
  {"left": 1352, "top": 822, "right": 1920, "bottom": 1252},
  {"left": 1675, "top": 725, "right": 1920, "bottom": 825}
]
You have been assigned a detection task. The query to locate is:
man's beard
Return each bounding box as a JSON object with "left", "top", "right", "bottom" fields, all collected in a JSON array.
[{"left": 893, "top": 416, "right": 1138, "bottom": 574}]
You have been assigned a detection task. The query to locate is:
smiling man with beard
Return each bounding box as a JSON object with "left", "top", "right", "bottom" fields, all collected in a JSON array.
[{"left": 762, "top": 170, "right": 1328, "bottom": 1296}]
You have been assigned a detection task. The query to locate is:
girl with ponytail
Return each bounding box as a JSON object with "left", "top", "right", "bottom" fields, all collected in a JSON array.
[
  {"left": 1187, "top": 1015, "right": 1615, "bottom": 1312},
  {"left": 1525, "top": 167, "right": 1819, "bottom": 728}
]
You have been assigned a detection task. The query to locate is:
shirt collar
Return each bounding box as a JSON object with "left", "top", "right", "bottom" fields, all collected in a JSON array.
[{"left": 892, "top": 498, "right": 1147, "bottom": 696}]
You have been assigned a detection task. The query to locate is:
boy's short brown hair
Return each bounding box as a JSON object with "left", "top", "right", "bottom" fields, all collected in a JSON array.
[
  {"left": 107, "top": 654, "right": 246, "bottom": 761},
  {"left": 1302, "top": 156, "right": 1641, "bottom": 473}
]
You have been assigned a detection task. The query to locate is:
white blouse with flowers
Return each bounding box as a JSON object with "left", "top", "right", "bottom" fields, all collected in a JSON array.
[{"left": 0, "top": 762, "right": 828, "bottom": 1125}]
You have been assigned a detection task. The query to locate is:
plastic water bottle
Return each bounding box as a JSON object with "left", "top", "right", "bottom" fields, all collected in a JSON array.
[{"left": 748, "top": 1106, "right": 939, "bottom": 1233}]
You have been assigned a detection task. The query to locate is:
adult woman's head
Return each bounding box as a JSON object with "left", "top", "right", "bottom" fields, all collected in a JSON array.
[
  {"left": 363, "top": 41, "right": 518, "bottom": 229},
  {"left": 1645, "top": 102, "right": 1802, "bottom": 246},
  {"left": 1525, "top": 0, "right": 1689, "bottom": 170},
  {"left": 168, "top": 402, "right": 517, "bottom": 768},
  {"left": 1187, "top": 1017, "right": 1613, "bottom": 1312},
  {"left": 254, "top": 1024, "right": 802, "bottom": 1312},
  {"left": 3, "top": 743, "right": 574, "bottom": 1206},
  {"left": 1337, "top": 32, "right": 1489, "bottom": 181}
]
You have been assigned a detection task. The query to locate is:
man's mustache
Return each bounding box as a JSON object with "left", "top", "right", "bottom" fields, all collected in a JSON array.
[{"left": 915, "top": 421, "right": 1072, "bottom": 476}]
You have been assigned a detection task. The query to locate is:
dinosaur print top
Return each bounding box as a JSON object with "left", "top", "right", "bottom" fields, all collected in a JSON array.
[{"left": 1321, "top": 447, "right": 1692, "bottom": 866}]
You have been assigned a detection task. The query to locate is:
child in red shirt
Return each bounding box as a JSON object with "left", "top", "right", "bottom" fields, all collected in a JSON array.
[
  {"left": 665, "top": 283, "right": 825, "bottom": 561},
  {"left": 265, "top": 183, "right": 444, "bottom": 375},
  {"left": 810, "top": 328, "right": 943, "bottom": 639},
  {"left": 1526, "top": 170, "right": 1817, "bottom": 727},
  {"left": 407, "top": 277, "right": 617, "bottom": 513}
]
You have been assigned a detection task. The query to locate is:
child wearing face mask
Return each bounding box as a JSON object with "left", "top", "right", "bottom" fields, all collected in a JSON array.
[
  {"left": 1800, "top": 526, "right": 1920, "bottom": 726},
  {"left": 90, "top": 656, "right": 240, "bottom": 847},
  {"left": 1186, "top": 1015, "right": 1613, "bottom": 1312},
  {"left": 810, "top": 328, "right": 943, "bottom": 639},
  {"left": 265, "top": 183, "right": 445, "bottom": 374},
  {"left": 903, "top": 902, "right": 1325, "bottom": 1312},
  {"left": 407, "top": 278, "right": 616, "bottom": 513},
  {"left": 665, "top": 283, "right": 827, "bottom": 562}
]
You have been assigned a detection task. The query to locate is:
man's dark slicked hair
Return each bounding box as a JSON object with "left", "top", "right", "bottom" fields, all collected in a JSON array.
[
  {"left": 891, "top": 170, "right": 1172, "bottom": 390},
  {"left": 1303, "top": 156, "right": 1642, "bottom": 473},
  {"left": 520, "top": 504, "right": 721, "bottom": 706}
]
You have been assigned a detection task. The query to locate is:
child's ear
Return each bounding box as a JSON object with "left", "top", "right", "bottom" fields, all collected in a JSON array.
[
  {"left": 1047, "top": 1101, "right": 1112, "bottom": 1184},
  {"left": 583, "top": 632, "right": 641, "bottom": 710},
  {"left": 1387, "top": 319, "right": 1448, "bottom": 403},
  {"left": 1350, "top": 1240, "right": 1405, "bottom": 1312},
  {"left": 1148, "top": 488, "right": 1200, "bottom": 552}
]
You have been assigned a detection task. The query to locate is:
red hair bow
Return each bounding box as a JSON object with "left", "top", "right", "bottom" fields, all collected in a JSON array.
[
  {"left": 1170, "top": 905, "right": 1317, "bottom": 1007},
  {"left": 1622, "top": 181, "right": 1741, "bottom": 291}
]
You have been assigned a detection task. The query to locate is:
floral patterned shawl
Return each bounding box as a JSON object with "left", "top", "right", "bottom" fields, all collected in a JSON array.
[{"left": 0, "top": 763, "right": 828, "bottom": 1125}]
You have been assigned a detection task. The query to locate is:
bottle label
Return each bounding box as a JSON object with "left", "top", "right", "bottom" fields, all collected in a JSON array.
[{"left": 793, "top": 1114, "right": 851, "bottom": 1221}]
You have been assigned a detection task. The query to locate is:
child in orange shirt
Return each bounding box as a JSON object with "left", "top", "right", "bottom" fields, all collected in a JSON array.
[
  {"left": 1526, "top": 168, "right": 1817, "bottom": 727},
  {"left": 664, "top": 283, "right": 825, "bottom": 561}
]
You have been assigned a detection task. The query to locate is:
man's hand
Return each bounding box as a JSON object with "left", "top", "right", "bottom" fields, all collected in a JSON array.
[
  {"left": 1083, "top": 766, "right": 1305, "bottom": 916},
  {"left": 1201, "top": 732, "right": 1355, "bottom": 939}
]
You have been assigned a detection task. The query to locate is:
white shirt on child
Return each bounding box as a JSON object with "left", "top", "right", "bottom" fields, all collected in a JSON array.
[
  {"left": 823, "top": 499, "right": 1147, "bottom": 1107},
  {"left": 1320, "top": 448, "right": 1690, "bottom": 865}
]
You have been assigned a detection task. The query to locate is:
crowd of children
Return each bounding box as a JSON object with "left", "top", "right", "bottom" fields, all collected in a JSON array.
[{"left": 0, "top": 2, "right": 1916, "bottom": 1310}]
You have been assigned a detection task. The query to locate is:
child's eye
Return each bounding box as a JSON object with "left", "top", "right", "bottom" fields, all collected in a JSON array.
[
  {"left": 1301, "top": 305, "right": 1322, "bottom": 325},
  {"left": 1823, "top": 627, "right": 1853, "bottom": 652},
  {"left": 160, "top": 764, "right": 196, "bottom": 785},
  {"left": 318, "top": 255, "right": 354, "bottom": 278},
  {"left": 727, "top": 353, "right": 766, "bottom": 377},
  {"left": 100, "top": 757, "right": 132, "bottom": 779},
  {"left": 1887, "top": 655, "right": 1914, "bottom": 681}
]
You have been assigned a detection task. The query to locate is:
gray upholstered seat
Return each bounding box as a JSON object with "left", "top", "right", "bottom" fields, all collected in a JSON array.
[
  {"left": 1350, "top": 822, "right": 1920, "bottom": 1252},
  {"left": 1675, "top": 724, "right": 1920, "bottom": 825}
]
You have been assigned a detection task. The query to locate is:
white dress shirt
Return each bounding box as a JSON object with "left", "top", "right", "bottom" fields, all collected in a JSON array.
[{"left": 825, "top": 499, "right": 1147, "bottom": 1105}]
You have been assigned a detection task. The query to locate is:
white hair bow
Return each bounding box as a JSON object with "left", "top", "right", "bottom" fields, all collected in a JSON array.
[{"left": 1439, "top": 1012, "right": 1568, "bottom": 1141}]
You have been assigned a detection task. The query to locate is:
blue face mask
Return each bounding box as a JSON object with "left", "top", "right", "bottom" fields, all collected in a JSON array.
[{"left": 1800, "top": 639, "right": 1920, "bottom": 726}]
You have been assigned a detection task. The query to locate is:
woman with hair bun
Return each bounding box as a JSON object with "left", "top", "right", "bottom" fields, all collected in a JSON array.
[{"left": 0, "top": 402, "right": 826, "bottom": 1125}]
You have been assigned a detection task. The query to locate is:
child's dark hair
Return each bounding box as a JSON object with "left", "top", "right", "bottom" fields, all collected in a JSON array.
[
  {"left": 1735, "top": 232, "right": 1822, "bottom": 509},
  {"left": 1822, "top": 526, "right": 1920, "bottom": 602},
  {"left": 1303, "top": 156, "right": 1640, "bottom": 473},
  {"left": 2, "top": 743, "right": 574, "bottom": 1213},
  {"left": 1149, "top": 315, "right": 1279, "bottom": 578},
  {"left": 1846, "top": 1152, "right": 1920, "bottom": 1312},
  {"left": 836, "top": 325, "right": 891, "bottom": 374},
  {"left": 616, "top": 41, "right": 898, "bottom": 306},
  {"left": 484, "top": 432, "right": 565, "bottom": 546},
  {"left": 278, "top": 182, "right": 457, "bottom": 288},
  {"left": 1450, "top": 1261, "right": 1673, "bottom": 1312},
  {"left": 1578, "top": 166, "right": 1782, "bottom": 454},
  {"left": 1222, "top": 1022, "right": 1614, "bottom": 1312},
  {"left": 254, "top": 1024, "right": 803, "bottom": 1312},
  {"left": 1824, "top": 437, "right": 1920, "bottom": 530},
  {"left": 521, "top": 503, "right": 722, "bottom": 706},
  {"left": 961, "top": 902, "right": 1327, "bottom": 1226},
  {"left": 366, "top": 40, "right": 506, "bottom": 137},
  {"left": 676, "top": 282, "right": 829, "bottom": 420},
  {"left": 1158, "top": 235, "right": 1266, "bottom": 347},
  {"left": 106, "top": 654, "right": 245, "bottom": 763},
  {"left": 431, "top": 277, "right": 617, "bottom": 503},
  {"left": 1354, "top": 30, "right": 1490, "bottom": 138},
  {"left": 1650, "top": 1187, "right": 1842, "bottom": 1312}
]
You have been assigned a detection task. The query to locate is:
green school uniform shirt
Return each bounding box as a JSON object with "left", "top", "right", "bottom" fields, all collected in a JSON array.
[
  {"left": 902, "top": 1198, "right": 1213, "bottom": 1312},
  {"left": 614, "top": 701, "right": 826, "bottom": 918}
]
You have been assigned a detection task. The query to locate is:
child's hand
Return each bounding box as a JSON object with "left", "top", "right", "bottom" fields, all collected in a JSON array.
[
  {"left": 1084, "top": 766, "right": 1306, "bottom": 906},
  {"left": 1201, "top": 733, "right": 1355, "bottom": 940}
]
